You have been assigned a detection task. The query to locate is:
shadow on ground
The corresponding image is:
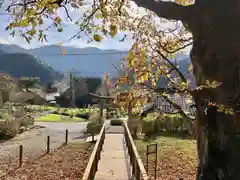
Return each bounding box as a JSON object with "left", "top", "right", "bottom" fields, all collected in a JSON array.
[{"left": 143, "top": 131, "right": 194, "bottom": 141}]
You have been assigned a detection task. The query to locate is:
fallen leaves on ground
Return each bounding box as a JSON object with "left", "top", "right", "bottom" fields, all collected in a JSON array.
[
  {"left": 1, "top": 143, "right": 94, "bottom": 180},
  {"left": 136, "top": 136, "right": 197, "bottom": 180}
]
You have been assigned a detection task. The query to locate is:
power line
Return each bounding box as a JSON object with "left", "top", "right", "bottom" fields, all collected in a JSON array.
[
  {"left": 34, "top": 51, "right": 128, "bottom": 56},
  {"left": 61, "top": 70, "right": 118, "bottom": 73},
  {"left": 0, "top": 12, "right": 15, "bottom": 16}
]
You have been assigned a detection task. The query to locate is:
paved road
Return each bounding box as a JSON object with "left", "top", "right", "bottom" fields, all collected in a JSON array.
[
  {"left": 34, "top": 121, "right": 88, "bottom": 133},
  {"left": 0, "top": 126, "right": 88, "bottom": 177},
  {"left": 0, "top": 120, "right": 89, "bottom": 176},
  {"left": 33, "top": 110, "right": 54, "bottom": 119},
  {"left": 33, "top": 110, "right": 89, "bottom": 133},
  {"left": 0, "top": 110, "right": 92, "bottom": 177}
]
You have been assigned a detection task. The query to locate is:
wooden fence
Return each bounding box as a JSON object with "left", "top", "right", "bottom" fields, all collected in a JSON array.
[
  {"left": 123, "top": 121, "right": 149, "bottom": 180},
  {"left": 82, "top": 122, "right": 106, "bottom": 180}
]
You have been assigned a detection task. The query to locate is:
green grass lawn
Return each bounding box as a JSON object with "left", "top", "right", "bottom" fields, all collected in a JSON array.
[
  {"left": 143, "top": 112, "right": 183, "bottom": 121},
  {"left": 65, "top": 108, "right": 98, "bottom": 115},
  {"left": 36, "top": 114, "right": 86, "bottom": 122},
  {"left": 27, "top": 105, "right": 98, "bottom": 115},
  {"left": 135, "top": 136, "right": 196, "bottom": 179},
  {"left": 143, "top": 113, "right": 156, "bottom": 121}
]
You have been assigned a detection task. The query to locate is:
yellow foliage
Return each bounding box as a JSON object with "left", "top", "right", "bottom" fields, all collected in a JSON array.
[
  {"left": 4, "top": 0, "right": 230, "bottom": 116},
  {"left": 93, "top": 34, "right": 103, "bottom": 42},
  {"left": 175, "top": 0, "right": 194, "bottom": 5},
  {"left": 58, "top": 42, "right": 66, "bottom": 56}
]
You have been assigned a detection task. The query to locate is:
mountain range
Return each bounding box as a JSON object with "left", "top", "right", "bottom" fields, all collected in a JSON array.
[
  {"left": 0, "top": 41, "right": 195, "bottom": 88},
  {"left": 0, "top": 47, "right": 63, "bottom": 85},
  {"left": 28, "top": 45, "right": 128, "bottom": 77}
]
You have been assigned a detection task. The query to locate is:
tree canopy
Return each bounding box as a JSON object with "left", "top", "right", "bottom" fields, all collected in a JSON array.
[
  {"left": 4, "top": 1, "right": 240, "bottom": 179},
  {"left": 2, "top": 0, "right": 233, "bottom": 115}
]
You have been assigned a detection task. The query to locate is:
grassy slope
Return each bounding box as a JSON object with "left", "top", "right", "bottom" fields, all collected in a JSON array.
[{"left": 135, "top": 136, "right": 197, "bottom": 180}]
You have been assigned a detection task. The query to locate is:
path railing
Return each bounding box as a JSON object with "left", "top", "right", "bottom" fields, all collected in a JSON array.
[
  {"left": 123, "top": 121, "right": 149, "bottom": 180},
  {"left": 82, "top": 122, "right": 106, "bottom": 180}
]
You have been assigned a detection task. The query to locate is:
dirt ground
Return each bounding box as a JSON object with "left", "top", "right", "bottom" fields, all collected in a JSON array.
[
  {"left": 0, "top": 125, "right": 87, "bottom": 177},
  {"left": 1, "top": 143, "right": 94, "bottom": 180},
  {"left": 135, "top": 135, "right": 197, "bottom": 180}
]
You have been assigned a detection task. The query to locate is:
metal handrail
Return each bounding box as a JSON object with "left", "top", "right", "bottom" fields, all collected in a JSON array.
[
  {"left": 82, "top": 122, "right": 106, "bottom": 180},
  {"left": 123, "top": 121, "right": 149, "bottom": 180}
]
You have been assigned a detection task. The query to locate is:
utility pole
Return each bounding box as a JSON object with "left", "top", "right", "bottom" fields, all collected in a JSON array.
[{"left": 69, "top": 72, "right": 75, "bottom": 107}]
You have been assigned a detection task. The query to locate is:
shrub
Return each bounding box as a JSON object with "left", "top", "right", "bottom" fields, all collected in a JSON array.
[
  {"left": 52, "top": 111, "right": 59, "bottom": 114},
  {"left": 25, "top": 107, "right": 34, "bottom": 113},
  {"left": 20, "top": 115, "right": 34, "bottom": 128},
  {"left": 140, "top": 113, "right": 194, "bottom": 137},
  {"left": 0, "top": 114, "right": 5, "bottom": 119},
  {"left": 13, "top": 109, "right": 25, "bottom": 117},
  {"left": 88, "top": 112, "right": 102, "bottom": 124},
  {"left": 75, "top": 113, "right": 89, "bottom": 119},
  {"left": 61, "top": 112, "right": 68, "bottom": 116},
  {"left": 160, "top": 114, "right": 191, "bottom": 134},
  {"left": 19, "top": 126, "right": 26, "bottom": 133},
  {"left": 127, "top": 120, "right": 141, "bottom": 139},
  {"left": 106, "top": 108, "right": 119, "bottom": 118},
  {"left": 110, "top": 119, "right": 123, "bottom": 126},
  {"left": 141, "top": 120, "right": 156, "bottom": 136},
  {"left": 86, "top": 121, "right": 102, "bottom": 135},
  {"left": 0, "top": 118, "right": 20, "bottom": 138},
  {"left": 85, "top": 112, "right": 103, "bottom": 135}
]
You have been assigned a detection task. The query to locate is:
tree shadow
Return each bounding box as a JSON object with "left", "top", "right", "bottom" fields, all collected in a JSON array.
[
  {"left": 0, "top": 137, "right": 12, "bottom": 143},
  {"left": 143, "top": 131, "right": 194, "bottom": 141}
]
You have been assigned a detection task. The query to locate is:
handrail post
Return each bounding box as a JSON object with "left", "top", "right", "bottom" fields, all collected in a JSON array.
[
  {"left": 19, "top": 145, "right": 23, "bottom": 167},
  {"left": 82, "top": 123, "right": 106, "bottom": 180},
  {"left": 132, "top": 155, "right": 136, "bottom": 177},
  {"left": 92, "top": 133, "right": 94, "bottom": 141},
  {"left": 65, "top": 129, "right": 68, "bottom": 144},
  {"left": 123, "top": 121, "right": 149, "bottom": 180},
  {"left": 135, "top": 162, "right": 140, "bottom": 180}
]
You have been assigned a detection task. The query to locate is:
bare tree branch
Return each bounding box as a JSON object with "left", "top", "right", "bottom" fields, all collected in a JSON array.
[
  {"left": 89, "top": 93, "right": 115, "bottom": 99},
  {"left": 157, "top": 39, "right": 193, "bottom": 54},
  {"left": 112, "top": 64, "right": 124, "bottom": 76},
  {"left": 59, "top": 5, "right": 72, "bottom": 21},
  {"left": 6, "top": 0, "right": 72, "bottom": 21},
  {"left": 136, "top": 83, "right": 195, "bottom": 119},
  {"left": 131, "top": 0, "right": 194, "bottom": 24},
  {"left": 155, "top": 49, "right": 187, "bottom": 83},
  {"left": 161, "top": 93, "right": 195, "bottom": 120}
]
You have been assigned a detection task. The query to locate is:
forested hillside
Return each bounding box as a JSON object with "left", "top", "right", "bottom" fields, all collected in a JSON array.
[{"left": 0, "top": 51, "right": 63, "bottom": 84}]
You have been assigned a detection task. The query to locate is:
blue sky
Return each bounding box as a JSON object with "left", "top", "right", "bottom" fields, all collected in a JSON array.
[
  {"left": 0, "top": 3, "right": 134, "bottom": 50},
  {"left": 0, "top": 1, "right": 191, "bottom": 53}
]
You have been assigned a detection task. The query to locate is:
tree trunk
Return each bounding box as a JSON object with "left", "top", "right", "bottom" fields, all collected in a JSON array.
[
  {"left": 99, "top": 99, "right": 104, "bottom": 118},
  {"left": 190, "top": 4, "right": 240, "bottom": 177},
  {"left": 132, "top": 0, "right": 240, "bottom": 179},
  {"left": 127, "top": 101, "right": 132, "bottom": 121},
  {"left": 194, "top": 101, "right": 240, "bottom": 180},
  {"left": 178, "top": 1, "right": 240, "bottom": 179}
]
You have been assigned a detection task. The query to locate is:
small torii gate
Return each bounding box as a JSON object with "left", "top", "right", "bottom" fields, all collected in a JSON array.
[
  {"left": 89, "top": 93, "right": 115, "bottom": 118},
  {"left": 89, "top": 92, "right": 131, "bottom": 118}
]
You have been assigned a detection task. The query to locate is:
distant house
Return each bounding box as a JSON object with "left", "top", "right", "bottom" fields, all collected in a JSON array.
[
  {"left": 55, "top": 77, "right": 99, "bottom": 108},
  {"left": 52, "top": 81, "right": 69, "bottom": 94},
  {"left": 12, "top": 90, "right": 46, "bottom": 105},
  {"left": 45, "top": 92, "right": 60, "bottom": 105}
]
